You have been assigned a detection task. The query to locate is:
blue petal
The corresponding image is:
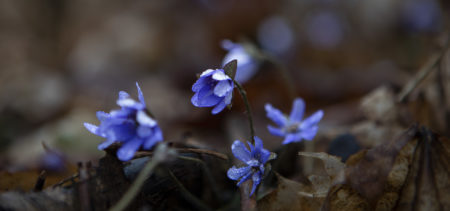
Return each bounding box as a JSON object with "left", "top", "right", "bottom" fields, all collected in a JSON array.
[
  {"left": 103, "top": 122, "right": 136, "bottom": 142},
  {"left": 84, "top": 122, "right": 102, "bottom": 137},
  {"left": 118, "top": 91, "right": 130, "bottom": 100},
  {"left": 196, "top": 86, "right": 222, "bottom": 107},
  {"left": 117, "top": 138, "right": 143, "bottom": 161},
  {"left": 98, "top": 138, "right": 116, "bottom": 150},
  {"left": 265, "top": 104, "right": 288, "bottom": 127},
  {"left": 192, "top": 76, "right": 209, "bottom": 92},
  {"left": 136, "top": 110, "right": 156, "bottom": 127},
  {"left": 231, "top": 140, "right": 252, "bottom": 163},
  {"left": 211, "top": 100, "right": 227, "bottom": 114},
  {"left": 282, "top": 133, "right": 302, "bottom": 144},
  {"left": 237, "top": 171, "right": 253, "bottom": 187},
  {"left": 267, "top": 125, "right": 285, "bottom": 137},
  {"left": 96, "top": 111, "right": 110, "bottom": 121},
  {"left": 135, "top": 82, "right": 146, "bottom": 106},
  {"left": 213, "top": 80, "right": 232, "bottom": 97},
  {"left": 143, "top": 127, "right": 163, "bottom": 149},
  {"left": 289, "top": 98, "right": 305, "bottom": 122},
  {"left": 300, "top": 126, "right": 318, "bottom": 141},
  {"left": 212, "top": 70, "right": 230, "bottom": 81},
  {"left": 249, "top": 172, "right": 262, "bottom": 196},
  {"left": 300, "top": 110, "right": 324, "bottom": 130},
  {"left": 199, "top": 69, "right": 215, "bottom": 77},
  {"left": 227, "top": 166, "right": 251, "bottom": 181}
]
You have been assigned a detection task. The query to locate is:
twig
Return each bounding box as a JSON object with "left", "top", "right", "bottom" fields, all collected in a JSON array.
[
  {"left": 52, "top": 173, "right": 79, "bottom": 188},
  {"left": 177, "top": 156, "right": 222, "bottom": 202},
  {"left": 110, "top": 157, "right": 160, "bottom": 211},
  {"left": 78, "top": 162, "right": 91, "bottom": 211},
  {"left": 397, "top": 53, "right": 442, "bottom": 103},
  {"left": 33, "top": 170, "right": 47, "bottom": 191},
  {"left": 166, "top": 168, "right": 213, "bottom": 211},
  {"left": 232, "top": 79, "right": 255, "bottom": 143},
  {"left": 134, "top": 148, "right": 228, "bottom": 161}
]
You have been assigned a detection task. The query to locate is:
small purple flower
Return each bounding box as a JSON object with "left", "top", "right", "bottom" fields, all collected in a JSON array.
[
  {"left": 84, "top": 82, "right": 163, "bottom": 161},
  {"left": 227, "top": 136, "right": 271, "bottom": 196},
  {"left": 265, "top": 98, "right": 323, "bottom": 144},
  {"left": 222, "top": 40, "right": 259, "bottom": 84},
  {"left": 191, "top": 69, "right": 234, "bottom": 114}
]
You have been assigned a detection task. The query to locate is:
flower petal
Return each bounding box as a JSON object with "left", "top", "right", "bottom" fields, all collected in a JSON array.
[
  {"left": 282, "top": 133, "right": 302, "bottom": 144},
  {"left": 212, "top": 70, "right": 230, "bottom": 81},
  {"left": 192, "top": 76, "right": 209, "bottom": 92},
  {"left": 237, "top": 171, "right": 253, "bottom": 187},
  {"left": 300, "top": 110, "right": 324, "bottom": 130},
  {"left": 213, "top": 80, "right": 232, "bottom": 97},
  {"left": 118, "top": 91, "right": 130, "bottom": 100},
  {"left": 98, "top": 138, "right": 116, "bottom": 150},
  {"left": 136, "top": 110, "right": 156, "bottom": 127},
  {"left": 136, "top": 82, "right": 146, "bottom": 106},
  {"left": 227, "top": 166, "right": 251, "bottom": 181},
  {"left": 211, "top": 100, "right": 227, "bottom": 114},
  {"left": 200, "top": 69, "right": 215, "bottom": 77},
  {"left": 249, "top": 171, "right": 262, "bottom": 196},
  {"left": 265, "top": 104, "right": 288, "bottom": 127},
  {"left": 267, "top": 125, "right": 285, "bottom": 137},
  {"left": 96, "top": 111, "right": 110, "bottom": 121},
  {"left": 301, "top": 126, "right": 318, "bottom": 141},
  {"left": 231, "top": 140, "right": 251, "bottom": 163},
  {"left": 289, "top": 98, "right": 305, "bottom": 122},
  {"left": 117, "top": 138, "right": 143, "bottom": 161},
  {"left": 84, "top": 122, "right": 101, "bottom": 136},
  {"left": 143, "top": 127, "right": 163, "bottom": 149}
]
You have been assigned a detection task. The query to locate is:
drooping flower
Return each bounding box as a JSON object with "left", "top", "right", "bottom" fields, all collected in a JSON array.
[
  {"left": 191, "top": 69, "right": 234, "bottom": 114},
  {"left": 84, "top": 82, "right": 163, "bottom": 161},
  {"left": 227, "top": 136, "right": 271, "bottom": 196},
  {"left": 265, "top": 98, "right": 323, "bottom": 144},
  {"left": 221, "top": 40, "right": 259, "bottom": 84}
]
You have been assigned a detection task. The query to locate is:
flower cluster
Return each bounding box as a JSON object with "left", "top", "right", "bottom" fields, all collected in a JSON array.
[
  {"left": 227, "top": 136, "right": 271, "bottom": 196},
  {"left": 191, "top": 69, "right": 234, "bottom": 114},
  {"left": 265, "top": 98, "right": 323, "bottom": 144},
  {"left": 84, "top": 83, "right": 163, "bottom": 161}
]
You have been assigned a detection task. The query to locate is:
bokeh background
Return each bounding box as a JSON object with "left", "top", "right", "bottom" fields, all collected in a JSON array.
[{"left": 0, "top": 0, "right": 448, "bottom": 188}]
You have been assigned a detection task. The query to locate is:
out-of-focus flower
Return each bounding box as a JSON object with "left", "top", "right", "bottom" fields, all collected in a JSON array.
[
  {"left": 221, "top": 40, "right": 259, "bottom": 84},
  {"left": 305, "top": 11, "right": 344, "bottom": 49},
  {"left": 401, "top": 0, "right": 441, "bottom": 33},
  {"left": 265, "top": 98, "right": 323, "bottom": 144},
  {"left": 257, "top": 16, "right": 294, "bottom": 55},
  {"left": 191, "top": 69, "right": 234, "bottom": 114},
  {"left": 84, "top": 82, "right": 163, "bottom": 161},
  {"left": 227, "top": 136, "right": 271, "bottom": 196}
]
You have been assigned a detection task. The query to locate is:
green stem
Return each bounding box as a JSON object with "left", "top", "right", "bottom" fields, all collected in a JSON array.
[
  {"left": 166, "top": 168, "right": 213, "bottom": 211},
  {"left": 110, "top": 158, "right": 160, "bottom": 211},
  {"left": 232, "top": 79, "right": 255, "bottom": 143}
]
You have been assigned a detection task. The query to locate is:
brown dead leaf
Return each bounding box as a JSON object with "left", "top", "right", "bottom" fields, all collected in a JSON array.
[
  {"left": 298, "top": 152, "right": 345, "bottom": 180},
  {"left": 323, "top": 125, "right": 450, "bottom": 211},
  {"left": 257, "top": 173, "right": 323, "bottom": 211}
]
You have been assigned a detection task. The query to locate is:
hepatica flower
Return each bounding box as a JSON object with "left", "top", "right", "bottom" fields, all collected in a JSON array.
[
  {"left": 227, "top": 136, "right": 271, "bottom": 196},
  {"left": 222, "top": 40, "right": 259, "bottom": 84},
  {"left": 191, "top": 69, "right": 234, "bottom": 114},
  {"left": 84, "top": 83, "right": 163, "bottom": 161},
  {"left": 265, "top": 98, "right": 323, "bottom": 144}
]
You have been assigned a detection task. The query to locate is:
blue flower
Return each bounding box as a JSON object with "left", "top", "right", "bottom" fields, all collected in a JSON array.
[
  {"left": 227, "top": 136, "right": 271, "bottom": 196},
  {"left": 265, "top": 98, "right": 323, "bottom": 144},
  {"left": 84, "top": 82, "right": 163, "bottom": 161},
  {"left": 222, "top": 40, "right": 259, "bottom": 84},
  {"left": 191, "top": 69, "right": 234, "bottom": 114}
]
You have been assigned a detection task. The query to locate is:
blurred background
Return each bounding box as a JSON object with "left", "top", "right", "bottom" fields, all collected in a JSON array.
[{"left": 0, "top": 0, "right": 448, "bottom": 189}]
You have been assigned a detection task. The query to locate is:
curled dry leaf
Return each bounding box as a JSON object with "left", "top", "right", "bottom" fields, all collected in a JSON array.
[
  {"left": 322, "top": 125, "right": 450, "bottom": 211},
  {"left": 298, "top": 152, "right": 345, "bottom": 180},
  {"left": 257, "top": 173, "right": 323, "bottom": 211}
]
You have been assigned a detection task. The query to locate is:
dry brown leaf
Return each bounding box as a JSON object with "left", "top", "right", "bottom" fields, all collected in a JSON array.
[
  {"left": 257, "top": 173, "right": 323, "bottom": 211},
  {"left": 298, "top": 152, "right": 345, "bottom": 180},
  {"left": 322, "top": 125, "right": 450, "bottom": 211}
]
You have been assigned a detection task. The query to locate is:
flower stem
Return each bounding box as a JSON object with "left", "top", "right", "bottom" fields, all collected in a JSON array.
[
  {"left": 232, "top": 79, "right": 255, "bottom": 143},
  {"left": 110, "top": 158, "right": 160, "bottom": 211}
]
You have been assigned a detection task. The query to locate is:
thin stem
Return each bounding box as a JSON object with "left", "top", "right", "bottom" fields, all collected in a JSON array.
[
  {"left": 110, "top": 158, "right": 160, "bottom": 211},
  {"left": 177, "top": 155, "right": 222, "bottom": 202},
  {"left": 232, "top": 79, "right": 255, "bottom": 143},
  {"left": 263, "top": 53, "right": 296, "bottom": 101},
  {"left": 166, "top": 168, "right": 213, "bottom": 211},
  {"left": 134, "top": 148, "right": 228, "bottom": 161}
]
